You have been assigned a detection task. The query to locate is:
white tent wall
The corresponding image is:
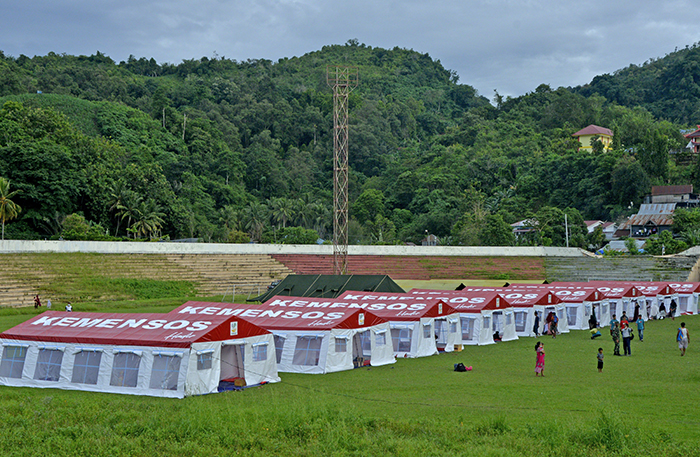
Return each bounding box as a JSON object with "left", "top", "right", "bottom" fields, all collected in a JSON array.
[
  {"left": 478, "top": 311, "right": 495, "bottom": 345},
  {"left": 457, "top": 314, "right": 482, "bottom": 346},
  {"left": 498, "top": 309, "right": 518, "bottom": 342},
  {"left": 242, "top": 334, "right": 280, "bottom": 387},
  {"left": 326, "top": 329, "right": 354, "bottom": 371},
  {"left": 0, "top": 339, "right": 188, "bottom": 398},
  {"left": 274, "top": 324, "right": 395, "bottom": 374},
  {"left": 514, "top": 305, "right": 544, "bottom": 337},
  {"left": 416, "top": 318, "right": 439, "bottom": 357},
  {"left": 277, "top": 331, "right": 330, "bottom": 374},
  {"left": 434, "top": 315, "right": 459, "bottom": 352},
  {"left": 369, "top": 323, "right": 396, "bottom": 367}
]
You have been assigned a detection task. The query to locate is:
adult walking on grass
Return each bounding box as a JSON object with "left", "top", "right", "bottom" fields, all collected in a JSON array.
[
  {"left": 533, "top": 311, "right": 540, "bottom": 337},
  {"left": 636, "top": 316, "right": 644, "bottom": 342},
  {"left": 535, "top": 341, "right": 545, "bottom": 377},
  {"left": 678, "top": 322, "right": 689, "bottom": 356},
  {"left": 611, "top": 321, "right": 621, "bottom": 356},
  {"left": 621, "top": 321, "right": 633, "bottom": 356}
]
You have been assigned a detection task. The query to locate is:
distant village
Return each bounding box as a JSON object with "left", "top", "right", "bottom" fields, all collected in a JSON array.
[{"left": 508, "top": 124, "right": 700, "bottom": 253}]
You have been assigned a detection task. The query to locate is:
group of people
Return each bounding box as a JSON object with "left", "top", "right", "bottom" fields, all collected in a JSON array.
[
  {"left": 536, "top": 307, "right": 691, "bottom": 376},
  {"left": 609, "top": 312, "right": 642, "bottom": 356},
  {"left": 33, "top": 294, "right": 70, "bottom": 311},
  {"left": 532, "top": 311, "right": 559, "bottom": 338}
]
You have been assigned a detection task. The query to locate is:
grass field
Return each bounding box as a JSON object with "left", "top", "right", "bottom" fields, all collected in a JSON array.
[{"left": 1, "top": 294, "right": 699, "bottom": 456}]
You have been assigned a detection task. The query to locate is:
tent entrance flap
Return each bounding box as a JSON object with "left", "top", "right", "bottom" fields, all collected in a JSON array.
[
  {"left": 220, "top": 344, "right": 244, "bottom": 381},
  {"left": 352, "top": 331, "right": 371, "bottom": 367}
]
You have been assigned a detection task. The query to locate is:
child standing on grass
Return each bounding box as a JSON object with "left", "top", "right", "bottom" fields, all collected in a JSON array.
[
  {"left": 597, "top": 348, "right": 604, "bottom": 373},
  {"left": 535, "top": 341, "right": 545, "bottom": 377}
]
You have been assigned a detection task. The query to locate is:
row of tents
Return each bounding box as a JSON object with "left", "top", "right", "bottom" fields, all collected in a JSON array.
[{"left": 1, "top": 280, "right": 698, "bottom": 398}]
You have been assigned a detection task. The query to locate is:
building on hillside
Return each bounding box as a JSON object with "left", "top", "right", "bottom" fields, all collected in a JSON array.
[
  {"left": 584, "top": 220, "right": 617, "bottom": 240},
  {"left": 510, "top": 219, "right": 536, "bottom": 241},
  {"left": 617, "top": 203, "right": 675, "bottom": 238},
  {"left": 646, "top": 185, "right": 698, "bottom": 207},
  {"left": 684, "top": 126, "right": 700, "bottom": 154},
  {"left": 572, "top": 125, "right": 614, "bottom": 152}
]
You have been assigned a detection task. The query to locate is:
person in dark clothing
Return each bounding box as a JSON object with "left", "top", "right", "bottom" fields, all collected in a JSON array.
[{"left": 533, "top": 312, "right": 540, "bottom": 336}]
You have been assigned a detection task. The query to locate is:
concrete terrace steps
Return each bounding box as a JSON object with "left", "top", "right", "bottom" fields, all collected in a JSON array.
[
  {"left": 271, "top": 254, "right": 546, "bottom": 280},
  {"left": 0, "top": 253, "right": 292, "bottom": 307}
]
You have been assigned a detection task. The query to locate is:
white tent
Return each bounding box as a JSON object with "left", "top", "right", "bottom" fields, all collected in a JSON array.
[
  {"left": 335, "top": 291, "right": 460, "bottom": 357},
  {"left": 408, "top": 290, "right": 518, "bottom": 345},
  {"left": 0, "top": 311, "right": 280, "bottom": 398},
  {"left": 171, "top": 300, "right": 395, "bottom": 374},
  {"left": 507, "top": 284, "right": 608, "bottom": 330},
  {"left": 552, "top": 282, "right": 642, "bottom": 325},
  {"left": 667, "top": 282, "right": 700, "bottom": 315}
]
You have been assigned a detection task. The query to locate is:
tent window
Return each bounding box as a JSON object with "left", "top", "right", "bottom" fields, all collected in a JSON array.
[
  {"left": 292, "top": 336, "right": 322, "bottom": 366},
  {"left": 253, "top": 344, "right": 267, "bottom": 362},
  {"left": 34, "top": 348, "right": 64, "bottom": 382},
  {"left": 110, "top": 353, "right": 141, "bottom": 388},
  {"left": 197, "top": 352, "right": 213, "bottom": 371},
  {"left": 450, "top": 321, "right": 457, "bottom": 333},
  {"left": 602, "top": 304, "right": 608, "bottom": 315},
  {"left": 391, "top": 328, "right": 412, "bottom": 352},
  {"left": 482, "top": 317, "right": 491, "bottom": 330},
  {"left": 274, "top": 335, "right": 286, "bottom": 364},
  {"left": 566, "top": 306, "right": 577, "bottom": 326},
  {"left": 335, "top": 337, "right": 347, "bottom": 353},
  {"left": 72, "top": 350, "right": 102, "bottom": 384},
  {"left": 505, "top": 312, "right": 512, "bottom": 326},
  {"left": 584, "top": 304, "right": 591, "bottom": 316},
  {"left": 375, "top": 332, "right": 386, "bottom": 346},
  {"left": 0, "top": 346, "right": 28, "bottom": 379},
  {"left": 460, "top": 317, "right": 475, "bottom": 341},
  {"left": 514, "top": 312, "right": 527, "bottom": 332},
  {"left": 150, "top": 354, "right": 181, "bottom": 391},
  {"left": 422, "top": 324, "right": 431, "bottom": 339}
]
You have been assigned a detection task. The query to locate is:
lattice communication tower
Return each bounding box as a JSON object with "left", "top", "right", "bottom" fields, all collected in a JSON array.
[{"left": 327, "top": 66, "right": 358, "bottom": 275}]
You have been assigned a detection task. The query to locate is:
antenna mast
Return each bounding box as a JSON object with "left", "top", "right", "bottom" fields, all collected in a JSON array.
[{"left": 327, "top": 66, "right": 358, "bottom": 275}]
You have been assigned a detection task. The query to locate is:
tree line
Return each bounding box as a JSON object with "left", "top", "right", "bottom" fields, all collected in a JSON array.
[{"left": 2, "top": 41, "right": 700, "bottom": 250}]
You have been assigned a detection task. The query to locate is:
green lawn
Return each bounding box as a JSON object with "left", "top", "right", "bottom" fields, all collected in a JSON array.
[{"left": 1, "top": 305, "right": 699, "bottom": 456}]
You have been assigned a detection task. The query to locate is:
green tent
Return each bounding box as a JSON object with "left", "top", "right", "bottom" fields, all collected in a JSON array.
[{"left": 249, "top": 274, "right": 404, "bottom": 303}]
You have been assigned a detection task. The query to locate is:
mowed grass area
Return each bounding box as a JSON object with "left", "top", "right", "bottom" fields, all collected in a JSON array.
[{"left": 1, "top": 300, "right": 699, "bottom": 456}]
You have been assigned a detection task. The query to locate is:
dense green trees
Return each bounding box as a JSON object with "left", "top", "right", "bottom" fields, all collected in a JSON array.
[{"left": 1, "top": 42, "right": 699, "bottom": 247}]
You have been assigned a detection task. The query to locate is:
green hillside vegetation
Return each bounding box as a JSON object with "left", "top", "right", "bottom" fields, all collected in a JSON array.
[{"left": 2, "top": 42, "right": 700, "bottom": 247}]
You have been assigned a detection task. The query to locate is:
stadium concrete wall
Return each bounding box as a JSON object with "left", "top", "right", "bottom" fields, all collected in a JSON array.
[{"left": 0, "top": 240, "right": 589, "bottom": 257}]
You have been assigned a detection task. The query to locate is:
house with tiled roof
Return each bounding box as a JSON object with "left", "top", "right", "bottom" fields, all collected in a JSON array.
[
  {"left": 684, "top": 126, "right": 700, "bottom": 154},
  {"left": 572, "top": 125, "right": 613, "bottom": 152},
  {"left": 617, "top": 203, "right": 675, "bottom": 238},
  {"left": 649, "top": 185, "right": 696, "bottom": 204}
]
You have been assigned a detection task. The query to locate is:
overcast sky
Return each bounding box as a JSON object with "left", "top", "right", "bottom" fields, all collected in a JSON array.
[{"left": 2, "top": 0, "right": 699, "bottom": 100}]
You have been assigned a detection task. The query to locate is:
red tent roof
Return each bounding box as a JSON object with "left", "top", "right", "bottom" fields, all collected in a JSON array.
[
  {"left": 411, "top": 287, "right": 562, "bottom": 306},
  {"left": 334, "top": 291, "right": 457, "bottom": 320},
  {"left": 0, "top": 312, "right": 269, "bottom": 348},
  {"left": 550, "top": 282, "right": 642, "bottom": 299},
  {"left": 171, "top": 300, "right": 387, "bottom": 330},
  {"left": 506, "top": 284, "right": 606, "bottom": 302},
  {"left": 408, "top": 289, "right": 511, "bottom": 311},
  {"left": 572, "top": 124, "right": 614, "bottom": 137}
]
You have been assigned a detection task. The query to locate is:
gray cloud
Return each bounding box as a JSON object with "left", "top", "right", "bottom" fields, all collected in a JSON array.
[{"left": 2, "top": 0, "right": 699, "bottom": 98}]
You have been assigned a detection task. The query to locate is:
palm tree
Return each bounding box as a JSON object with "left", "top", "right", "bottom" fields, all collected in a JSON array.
[
  {"left": 107, "top": 180, "right": 130, "bottom": 236},
  {"left": 116, "top": 192, "right": 142, "bottom": 239},
  {"left": 131, "top": 199, "right": 165, "bottom": 239},
  {"left": 242, "top": 201, "right": 269, "bottom": 242},
  {"left": 0, "top": 178, "right": 21, "bottom": 240},
  {"left": 270, "top": 197, "right": 295, "bottom": 229}
]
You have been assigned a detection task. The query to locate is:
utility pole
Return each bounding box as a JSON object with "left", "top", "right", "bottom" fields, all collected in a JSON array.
[{"left": 327, "top": 66, "right": 358, "bottom": 275}]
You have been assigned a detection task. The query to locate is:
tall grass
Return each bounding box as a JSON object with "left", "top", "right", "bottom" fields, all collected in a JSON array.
[{"left": 1, "top": 312, "right": 699, "bottom": 456}]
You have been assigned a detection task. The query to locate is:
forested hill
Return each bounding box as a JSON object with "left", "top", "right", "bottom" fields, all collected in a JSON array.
[
  {"left": 0, "top": 42, "right": 699, "bottom": 249},
  {"left": 574, "top": 42, "right": 700, "bottom": 124}
]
